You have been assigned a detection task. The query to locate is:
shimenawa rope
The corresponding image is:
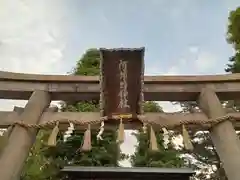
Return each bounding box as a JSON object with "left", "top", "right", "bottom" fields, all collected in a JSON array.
[{"left": 11, "top": 114, "right": 234, "bottom": 130}]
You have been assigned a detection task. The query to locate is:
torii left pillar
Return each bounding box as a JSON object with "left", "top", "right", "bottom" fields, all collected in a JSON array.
[{"left": 0, "top": 90, "right": 51, "bottom": 180}]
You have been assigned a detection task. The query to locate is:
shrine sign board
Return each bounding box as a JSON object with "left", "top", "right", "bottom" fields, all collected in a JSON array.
[{"left": 99, "top": 48, "right": 145, "bottom": 121}]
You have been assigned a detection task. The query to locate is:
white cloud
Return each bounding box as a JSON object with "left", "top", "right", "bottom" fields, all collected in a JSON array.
[
  {"left": 194, "top": 52, "right": 217, "bottom": 72},
  {"left": 146, "top": 64, "right": 181, "bottom": 76},
  {"left": 223, "top": 0, "right": 240, "bottom": 11},
  {"left": 165, "top": 66, "right": 179, "bottom": 75},
  {"left": 158, "top": 101, "right": 182, "bottom": 112},
  {"left": 189, "top": 46, "right": 199, "bottom": 54},
  {"left": 179, "top": 58, "right": 187, "bottom": 66},
  {"left": 145, "top": 65, "right": 162, "bottom": 75},
  {"left": 0, "top": 0, "right": 66, "bottom": 74}
]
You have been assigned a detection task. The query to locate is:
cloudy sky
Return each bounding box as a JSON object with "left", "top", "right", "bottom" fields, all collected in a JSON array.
[{"left": 0, "top": 0, "right": 239, "bottom": 166}]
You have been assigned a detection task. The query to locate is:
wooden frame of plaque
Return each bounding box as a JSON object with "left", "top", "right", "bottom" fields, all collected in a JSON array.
[{"left": 99, "top": 48, "right": 145, "bottom": 122}]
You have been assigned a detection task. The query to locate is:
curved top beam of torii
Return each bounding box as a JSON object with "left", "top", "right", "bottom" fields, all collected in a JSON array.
[{"left": 0, "top": 70, "right": 240, "bottom": 101}]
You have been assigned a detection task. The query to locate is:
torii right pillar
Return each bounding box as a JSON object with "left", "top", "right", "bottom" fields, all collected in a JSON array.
[{"left": 198, "top": 87, "right": 240, "bottom": 180}]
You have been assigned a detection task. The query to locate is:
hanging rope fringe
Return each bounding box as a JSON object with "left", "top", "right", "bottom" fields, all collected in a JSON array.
[
  {"left": 149, "top": 126, "right": 158, "bottom": 151},
  {"left": 8, "top": 112, "right": 234, "bottom": 153},
  {"left": 47, "top": 121, "right": 59, "bottom": 147},
  {"left": 162, "top": 127, "right": 170, "bottom": 149},
  {"left": 81, "top": 124, "right": 92, "bottom": 151},
  {"left": 64, "top": 122, "right": 75, "bottom": 142},
  {"left": 117, "top": 117, "right": 125, "bottom": 144},
  {"left": 97, "top": 121, "right": 104, "bottom": 141},
  {"left": 182, "top": 124, "right": 194, "bottom": 151},
  {"left": 142, "top": 123, "right": 147, "bottom": 133}
]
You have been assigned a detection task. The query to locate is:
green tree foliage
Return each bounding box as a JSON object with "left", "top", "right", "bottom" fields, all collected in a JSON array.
[
  {"left": 131, "top": 101, "right": 184, "bottom": 168},
  {"left": 143, "top": 101, "right": 163, "bottom": 112},
  {"left": 21, "top": 130, "right": 61, "bottom": 180},
  {"left": 225, "top": 52, "right": 240, "bottom": 73},
  {"left": 227, "top": 7, "right": 240, "bottom": 51},
  {"left": 72, "top": 48, "right": 101, "bottom": 76},
  {"left": 131, "top": 130, "right": 184, "bottom": 168},
  {"left": 226, "top": 7, "right": 240, "bottom": 73},
  {"left": 225, "top": 7, "right": 240, "bottom": 111}
]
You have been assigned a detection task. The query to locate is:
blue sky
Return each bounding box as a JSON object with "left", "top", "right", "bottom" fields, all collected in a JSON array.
[
  {"left": 1, "top": 0, "right": 239, "bottom": 76},
  {"left": 0, "top": 0, "right": 240, "bottom": 166},
  {"left": 55, "top": 0, "right": 239, "bottom": 75}
]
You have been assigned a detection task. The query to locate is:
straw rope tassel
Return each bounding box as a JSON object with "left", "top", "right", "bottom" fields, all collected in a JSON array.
[
  {"left": 150, "top": 126, "right": 158, "bottom": 151},
  {"left": 117, "top": 117, "right": 124, "bottom": 144},
  {"left": 0, "top": 126, "right": 13, "bottom": 153},
  {"left": 47, "top": 121, "right": 59, "bottom": 147},
  {"left": 81, "top": 124, "right": 92, "bottom": 151},
  {"left": 182, "top": 124, "right": 194, "bottom": 151},
  {"left": 142, "top": 123, "right": 147, "bottom": 133}
]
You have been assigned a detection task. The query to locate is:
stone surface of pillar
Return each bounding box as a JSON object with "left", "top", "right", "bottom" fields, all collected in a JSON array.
[
  {"left": 0, "top": 90, "right": 51, "bottom": 180},
  {"left": 198, "top": 87, "right": 240, "bottom": 180}
]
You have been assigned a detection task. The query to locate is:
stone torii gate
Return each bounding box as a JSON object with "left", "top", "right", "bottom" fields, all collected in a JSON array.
[{"left": 0, "top": 48, "right": 240, "bottom": 180}]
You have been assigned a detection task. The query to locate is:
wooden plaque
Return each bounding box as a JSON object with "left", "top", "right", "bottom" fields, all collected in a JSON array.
[{"left": 99, "top": 48, "right": 145, "bottom": 119}]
